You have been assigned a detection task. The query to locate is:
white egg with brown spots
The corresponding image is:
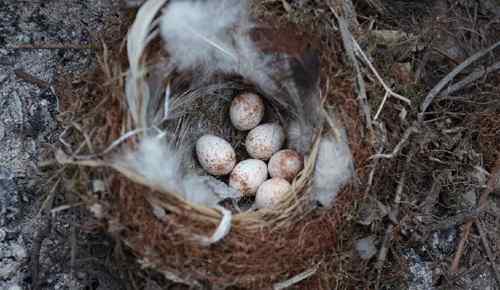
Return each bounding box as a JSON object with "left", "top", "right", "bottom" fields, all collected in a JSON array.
[
  {"left": 255, "top": 178, "right": 291, "bottom": 209},
  {"left": 245, "top": 123, "right": 285, "bottom": 160},
  {"left": 230, "top": 92, "right": 265, "bottom": 131},
  {"left": 268, "top": 149, "right": 304, "bottom": 181},
  {"left": 229, "top": 159, "right": 268, "bottom": 195},
  {"left": 195, "top": 134, "right": 236, "bottom": 176}
]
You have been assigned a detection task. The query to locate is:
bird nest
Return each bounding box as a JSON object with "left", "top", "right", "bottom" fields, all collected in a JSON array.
[{"left": 56, "top": 0, "right": 373, "bottom": 288}]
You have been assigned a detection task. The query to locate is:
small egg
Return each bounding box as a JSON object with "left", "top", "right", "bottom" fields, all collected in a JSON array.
[
  {"left": 255, "top": 178, "right": 291, "bottom": 209},
  {"left": 268, "top": 149, "right": 304, "bottom": 181},
  {"left": 196, "top": 134, "right": 236, "bottom": 176},
  {"left": 229, "top": 159, "right": 268, "bottom": 195},
  {"left": 229, "top": 93, "right": 265, "bottom": 131},
  {"left": 245, "top": 123, "right": 285, "bottom": 160}
]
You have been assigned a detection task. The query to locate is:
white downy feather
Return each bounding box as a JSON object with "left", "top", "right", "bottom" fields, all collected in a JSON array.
[
  {"left": 312, "top": 129, "right": 354, "bottom": 208},
  {"left": 111, "top": 135, "right": 183, "bottom": 195},
  {"left": 160, "top": 0, "right": 278, "bottom": 94}
]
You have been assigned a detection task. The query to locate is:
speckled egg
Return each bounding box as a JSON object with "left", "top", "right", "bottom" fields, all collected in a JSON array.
[
  {"left": 230, "top": 92, "right": 265, "bottom": 131},
  {"left": 255, "top": 178, "right": 291, "bottom": 209},
  {"left": 268, "top": 149, "right": 304, "bottom": 181},
  {"left": 195, "top": 134, "right": 236, "bottom": 176},
  {"left": 229, "top": 159, "right": 268, "bottom": 195},
  {"left": 245, "top": 123, "right": 285, "bottom": 160}
]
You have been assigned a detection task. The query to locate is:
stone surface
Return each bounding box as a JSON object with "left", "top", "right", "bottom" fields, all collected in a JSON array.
[
  {"left": 403, "top": 249, "right": 433, "bottom": 290},
  {"left": 0, "top": 0, "right": 124, "bottom": 289},
  {"left": 355, "top": 235, "right": 377, "bottom": 260}
]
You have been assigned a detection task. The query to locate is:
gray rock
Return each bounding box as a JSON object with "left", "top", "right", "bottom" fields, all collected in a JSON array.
[
  {"left": 403, "top": 249, "right": 433, "bottom": 290},
  {"left": 0, "top": 0, "right": 125, "bottom": 289},
  {"left": 428, "top": 227, "right": 457, "bottom": 258},
  {"left": 463, "top": 190, "right": 477, "bottom": 207},
  {"left": 355, "top": 235, "right": 377, "bottom": 260}
]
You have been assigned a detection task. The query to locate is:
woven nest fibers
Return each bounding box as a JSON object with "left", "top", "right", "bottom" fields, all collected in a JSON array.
[{"left": 55, "top": 0, "right": 373, "bottom": 288}]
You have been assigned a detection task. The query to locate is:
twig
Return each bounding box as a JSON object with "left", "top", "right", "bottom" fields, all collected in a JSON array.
[
  {"left": 373, "top": 91, "right": 390, "bottom": 120},
  {"left": 438, "top": 261, "right": 486, "bottom": 290},
  {"left": 415, "top": 50, "right": 432, "bottom": 84},
  {"left": 50, "top": 202, "right": 84, "bottom": 215},
  {"left": 14, "top": 69, "right": 50, "bottom": 89},
  {"left": 280, "top": 0, "right": 292, "bottom": 12},
  {"left": 7, "top": 43, "right": 95, "bottom": 50},
  {"left": 445, "top": 61, "right": 500, "bottom": 95},
  {"left": 70, "top": 224, "right": 77, "bottom": 276},
  {"left": 351, "top": 37, "right": 412, "bottom": 105},
  {"left": 364, "top": 122, "right": 386, "bottom": 195},
  {"left": 332, "top": 7, "right": 374, "bottom": 140},
  {"left": 427, "top": 209, "right": 479, "bottom": 232},
  {"left": 420, "top": 40, "right": 500, "bottom": 119},
  {"left": 474, "top": 220, "right": 500, "bottom": 287},
  {"left": 31, "top": 179, "right": 59, "bottom": 290},
  {"left": 273, "top": 264, "right": 319, "bottom": 290},
  {"left": 331, "top": 2, "right": 411, "bottom": 125},
  {"left": 451, "top": 160, "right": 500, "bottom": 272},
  {"left": 31, "top": 215, "right": 53, "bottom": 290},
  {"left": 369, "top": 124, "right": 419, "bottom": 160},
  {"left": 375, "top": 142, "right": 415, "bottom": 287},
  {"left": 375, "top": 224, "right": 394, "bottom": 289}
]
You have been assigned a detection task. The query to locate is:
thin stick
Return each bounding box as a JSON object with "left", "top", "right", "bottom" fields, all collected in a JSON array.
[
  {"left": 70, "top": 224, "right": 77, "bottom": 276},
  {"left": 273, "top": 264, "right": 319, "bottom": 290},
  {"left": 374, "top": 91, "right": 390, "bottom": 120},
  {"left": 420, "top": 40, "right": 500, "bottom": 118},
  {"left": 333, "top": 8, "right": 374, "bottom": 139},
  {"left": 364, "top": 133, "right": 385, "bottom": 195},
  {"left": 450, "top": 224, "right": 472, "bottom": 273},
  {"left": 375, "top": 143, "right": 415, "bottom": 287},
  {"left": 474, "top": 220, "right": 500, "bottom": 287},
  {"left": 375, "top": 224, "right": 394, "bottom": 289},
  {"left": 14, "top": 69, "right": 50, "bottom": 88},
  {"left": 445, "top": 61, "right": 500, "bottom": 95},
  {"left": 32, "top": 180, "right": 60, "bottom": 290},
  {"left": 331, "top": 3, "right": 411, "bottom": 128},
  {"left": 369, "top": 124, "right": 419, "bottom": 160},
  {"left": 351, "top": 37, "right": 411, "bottom": 105},
  {"left": 31, "top": 215, "right": 53, "bottom": 290},
  {"left": 427, "top": 209, "right": 479, "bottom": 232},
  {"left": 7, "top": 43, "right": 95, "bottom": 50},
  {"left": 451, "top": 160, "right": 500, "bottom": 272}
]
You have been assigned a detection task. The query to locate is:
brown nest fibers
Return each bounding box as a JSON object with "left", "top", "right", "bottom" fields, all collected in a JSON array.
[{"left": 56, "top": 0, "right": 373, "bottom": 288}]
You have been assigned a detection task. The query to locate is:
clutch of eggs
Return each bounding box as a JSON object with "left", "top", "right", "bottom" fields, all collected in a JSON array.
[{"left": 194, "top": 92, "right": 304, "bottom": 209}]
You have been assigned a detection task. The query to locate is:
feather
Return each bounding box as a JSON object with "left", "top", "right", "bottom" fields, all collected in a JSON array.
[
  {"left": 126, "top": 0, "right": 168, "bottom": 128},
  {"left": 312, "top": 129, "right": 354, "bottom": 208},
  {"left": 160, "top": 0, "right": 246, "bottom": 71},
  {"left": 111, "top": 135, "right": 184, "bottom": 196},
  {"left": 160, "top": 0, "right": 281, "bottom": 93}
]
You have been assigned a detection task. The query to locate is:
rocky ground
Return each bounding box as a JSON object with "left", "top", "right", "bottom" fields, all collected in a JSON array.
[{"left": 0, "top": 1, "right": 129, "bottom": 289}]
